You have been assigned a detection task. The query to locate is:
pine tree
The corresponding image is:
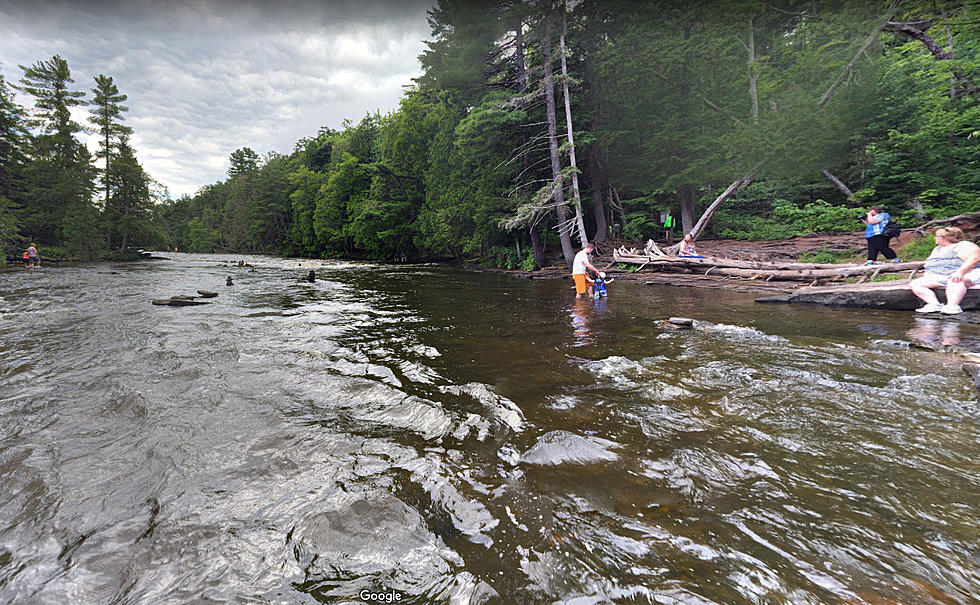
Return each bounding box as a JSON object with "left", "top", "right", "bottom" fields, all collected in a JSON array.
[
  {"left": 89, "top": 74, "right": 133, "bottom": 248},
  {"left": 106, "top": 136, "right": 151, "bottom": 252},
  {"left": 17, "top": 55, "right": 94, "bottom": 247}
]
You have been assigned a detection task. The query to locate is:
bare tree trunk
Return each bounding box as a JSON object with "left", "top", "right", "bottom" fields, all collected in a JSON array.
[
  {"left": 560, "top": 9, "right": 587, "bottom": 246},
  {"left": 665, "top": 163, "right": 762, "bottom": 254},
  {"left": 748, "top": 14, "right": 759, "bottom": 123},
  {"left": 515, "top": 20, "right": 547, "bottom": 269},
  {"left": 821, "top": 168, "right": 854, "bottom": 198},
  {"left": 818, "top": 8, "right": 898, "bottom": 107},
  {"left": 680, "top": 185, "right": 696, "bottom": 235},
  {"left": 883, "top": 19, "right": 977, "bottom": 97},
  {"left": 541, "top": 12, "right": 575, "bottom": 269},
  {"left": 120, "top": 209, "right": 129, "bottom": 252},
  {"left": 859, "top": 134, "right": 868, "bottom": 187},
  {"left": 610, "top": 186, "right": 627, "bottom": 234},
  {"left": 590, "top": 148, "right": 608, "bottom": 245},
  {"left": 944, "top": 7, "right": 955, "bottom": 99}
]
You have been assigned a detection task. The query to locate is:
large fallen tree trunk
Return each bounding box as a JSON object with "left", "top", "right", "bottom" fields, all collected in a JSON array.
[
  {"left": 913, "top": 211, "right": 980, "bottom": 234},
  {"left": 677, "top": 264, "right": 921, "bottom": 282},
  {"left": 821, "top": 168, "right": 854, "bottom": 198},
  {"left": 613, "top": 251, "right": 922, "bottom": 273},
  {"left": 613, "top": 248, "right": 923, "bottom": 281}
]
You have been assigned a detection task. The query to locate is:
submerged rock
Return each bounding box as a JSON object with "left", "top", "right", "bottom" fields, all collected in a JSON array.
[
  {"left": 521, "top": 430, "right": 619, "bottom": 466},
  {"left": 962, "top": 363, "right": 980, "bottom": 403},
  {"left": 288, "top": 493, "right": 463, "bottom": 596}
]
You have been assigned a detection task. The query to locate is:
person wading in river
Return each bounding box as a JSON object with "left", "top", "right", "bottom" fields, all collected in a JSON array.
[{"left": 572, "top": 243, "right": 604, "bottom": 299}]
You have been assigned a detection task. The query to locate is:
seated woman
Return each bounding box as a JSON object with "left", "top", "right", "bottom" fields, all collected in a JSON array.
[
  {"left": 678, "top": 233, "right": 704, "bottom": 258},
  {"left": 909, "top": 227, "right": 980, "bottom": 315}
]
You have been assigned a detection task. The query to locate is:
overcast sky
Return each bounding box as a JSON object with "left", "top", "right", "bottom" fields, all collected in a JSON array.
[{"left": 0, "top": 0, "right": 434, "bottom": 197}]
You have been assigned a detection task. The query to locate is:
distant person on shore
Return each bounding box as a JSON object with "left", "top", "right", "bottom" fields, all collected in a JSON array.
[
  {"left": 26, "top": 243, "right": 39, "bottom": 267},
  {"left": 861, "top": 206, "right": 900, "bottom": 265},
  {"left": 572, "top": 243, "right": 603, "bottom": 299},
  {"left": 678, "top": 234, "right": 704, "bottom": 258},
  {"left": 663, "top": 214, "right": 675, "bottom": 243},
  {"left": 909, "top": 227, "right": 980, "bottom": 315},
  {"left": 21, "top": 250, "right": 30, "bottom": 268}
]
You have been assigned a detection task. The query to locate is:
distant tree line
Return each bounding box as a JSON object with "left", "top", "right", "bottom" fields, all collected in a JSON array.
[{"left": 3, "top": 1, "right": 977, "bottom": 268}]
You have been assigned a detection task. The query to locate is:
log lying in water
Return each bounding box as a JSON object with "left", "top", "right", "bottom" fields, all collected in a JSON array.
[
  {"left": 151, "top": 296, "right": 209, "bottom": 307},
  {"left": 756, "top": 279, "right": 980, "bottom": 311}
]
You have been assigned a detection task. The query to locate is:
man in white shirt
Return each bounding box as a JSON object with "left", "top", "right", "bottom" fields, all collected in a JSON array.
[{"left": 572, "top": 243, "right": 604, "bottom": 299}]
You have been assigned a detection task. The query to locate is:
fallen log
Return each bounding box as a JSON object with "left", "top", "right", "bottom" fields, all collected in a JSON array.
[
  {"left": 913, "top": 211, "right": 980, "bottom": 234},
  {"left": 613, "top": 250, "right": 924, "bottom": 279},
  {"left": 151, "top": 297, "right": 209, "bottom": 307}
]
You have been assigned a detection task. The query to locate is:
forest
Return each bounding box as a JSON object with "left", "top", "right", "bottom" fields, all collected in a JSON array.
[{"left": 1, "top": 0, "right": 977, "bottom": 268}]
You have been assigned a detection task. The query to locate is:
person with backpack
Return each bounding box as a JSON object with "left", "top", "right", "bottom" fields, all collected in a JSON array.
[{"left": 861, "top": 206, "right": 901, "bottom": 265}]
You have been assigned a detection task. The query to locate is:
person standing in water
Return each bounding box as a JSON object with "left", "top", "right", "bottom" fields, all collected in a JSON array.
[
  {"left": 572, "top": 243, "right": 604, "bottom": 299},
  {"left": 26, "top": 243, "right": 40, "bottom": 267}
]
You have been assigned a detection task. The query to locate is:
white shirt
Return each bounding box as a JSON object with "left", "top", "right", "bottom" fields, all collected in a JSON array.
[{"left": 572, "top": 250, "right": 590, "bottom": 275}]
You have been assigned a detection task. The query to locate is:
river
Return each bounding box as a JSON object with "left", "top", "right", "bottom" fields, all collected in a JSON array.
[{"left": 1, "top": 254, "right": 977, "bottom": 604}]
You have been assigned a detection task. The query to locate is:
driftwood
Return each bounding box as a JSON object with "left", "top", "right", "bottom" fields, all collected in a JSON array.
[
  {"left": 613, "top": 246, "right": 924, "bottom": 282},
  {"left": 152, "top": 295, "right": 209, "bottom": 307},
  {"left": 913, "top": 212, "right": 980, "bottom": 234}
]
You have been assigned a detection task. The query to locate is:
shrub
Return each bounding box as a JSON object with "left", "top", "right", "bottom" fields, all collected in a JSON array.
[
  {"left": 797, "top": 248, "right": 859, "bottom": 264},
  {"left": 897, "top": 233, "right": 936, "bottom": 260}
]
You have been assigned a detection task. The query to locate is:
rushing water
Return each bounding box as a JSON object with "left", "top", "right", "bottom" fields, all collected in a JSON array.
[{"left": 1, "top": 254, "right": 978, "bottom": 605}]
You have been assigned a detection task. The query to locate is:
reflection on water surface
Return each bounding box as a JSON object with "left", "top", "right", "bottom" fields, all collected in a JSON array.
[{"left": 1, "top": 254, "right": 977, "bottom": 604}]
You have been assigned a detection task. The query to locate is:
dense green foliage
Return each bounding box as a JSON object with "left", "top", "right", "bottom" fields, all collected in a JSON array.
[
  {"left": 2, "top": 1, "right": 976, "bottom": 267},
  {"left": 2, "top": 56, "right": 153, "bottom": 260}
]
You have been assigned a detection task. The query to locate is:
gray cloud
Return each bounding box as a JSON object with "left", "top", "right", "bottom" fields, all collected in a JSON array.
[{"left": 0, "top": 0, "right": 434, "bottom": 196}]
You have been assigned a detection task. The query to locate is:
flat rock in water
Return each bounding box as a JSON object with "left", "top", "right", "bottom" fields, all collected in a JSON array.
[
  {"left": 151, "top": 299, "right": 172, "bottom": 306},
  {"left": 197, "top": 290, "right": 218, "bottom": 298},
  {"left": 521, "top": 430, "right": 619, "bottom": 466},
  {"left": 667, "top": 317, "right": 693, "bottom": 327},
  {"left": 756, "top": 280, "right": 980, "bottom": 311}
]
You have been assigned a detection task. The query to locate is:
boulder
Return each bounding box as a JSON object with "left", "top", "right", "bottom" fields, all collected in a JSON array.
[
  {"left": 521, "top": 430, "right": 619, "bottom": 466},
  {"left": 757, "top": 279, "right": 980, "bottom": 311},
  {"left": 962, "top": 364, "right": 980, "bottom": 403}
]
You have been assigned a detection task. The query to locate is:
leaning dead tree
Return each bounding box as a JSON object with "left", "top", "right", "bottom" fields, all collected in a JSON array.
[
  {"left": 664, "top": 161, "right": 762, "bottom": 254},
  {"left": 913, "top": 211, "right": 980, "bottom": 234}
]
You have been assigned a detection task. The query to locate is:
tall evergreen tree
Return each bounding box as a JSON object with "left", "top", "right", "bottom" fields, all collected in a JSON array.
[
  {"left": 88, "top": 74, "right": 132, "bottom": 248},
  {"left": 17, "top": 55, "right": 94, "bottom": 247},
  {"left": 106, "top": 136, "right": 151, "bottom": 252},
  {"left": 0, "top": 74, "right": 28, "bottom": 249}
]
